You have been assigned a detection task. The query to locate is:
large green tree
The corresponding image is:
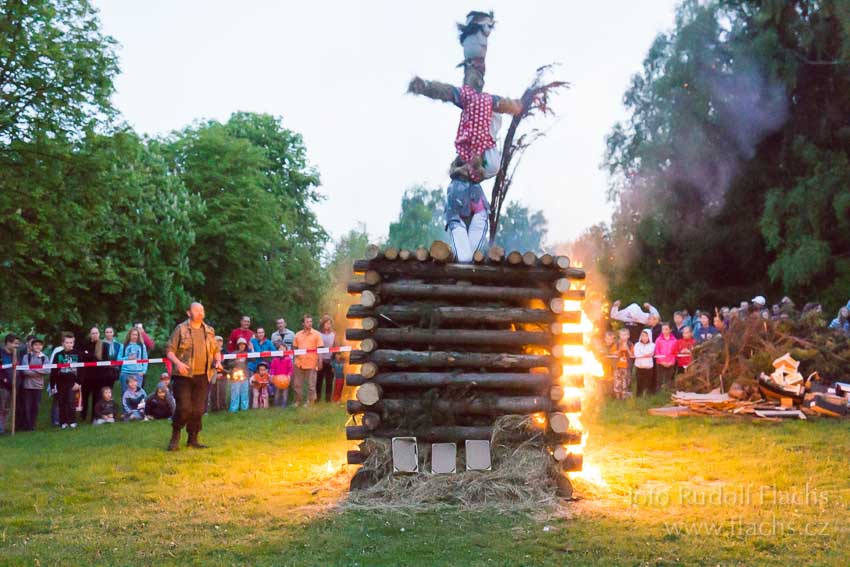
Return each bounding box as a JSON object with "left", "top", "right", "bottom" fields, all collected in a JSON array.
[
  {"left": 0, "top": 0, "right": 118, "bottom": 142},
  {"left": 386, "top": 186, "right": 447, "bottom": 249},
  {"left": 166, "top": 113, "right": 327, "bottom": 329},
  {"left": 603, "top": 0, "right": 850, "bottom": 314}
]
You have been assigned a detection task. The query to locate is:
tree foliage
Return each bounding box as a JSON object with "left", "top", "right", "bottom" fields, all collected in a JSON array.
[
  {"left": 0, "top": 3, "right": 328, "bottom": 339},
  {"left": 386, "top": 186, "right": 447, "bottom": 250},
  {"left": 602, "top": 0, "right": 850, "bottom": 314},
  {"left": 165, "top": 113, "right": 327, "bottom": 330}
]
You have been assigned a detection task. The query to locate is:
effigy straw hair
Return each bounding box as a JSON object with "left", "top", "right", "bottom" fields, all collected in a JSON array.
[{"left": 344, "top": 415, "right": 567, "bottom": 511}]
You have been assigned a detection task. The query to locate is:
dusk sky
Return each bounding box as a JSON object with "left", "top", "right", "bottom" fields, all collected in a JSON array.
[{"left": 94, "top": 0, "right": 679, "bottom": 247}]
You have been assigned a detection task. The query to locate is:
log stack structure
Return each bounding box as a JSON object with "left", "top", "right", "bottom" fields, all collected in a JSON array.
[{"left": 345, "top": 241, "right": 589, "bottom": 488}]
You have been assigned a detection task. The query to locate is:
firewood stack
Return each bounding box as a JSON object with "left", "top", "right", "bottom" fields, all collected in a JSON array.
[{"left": 345, "top": 240, "right": 588, "bottom": 487}]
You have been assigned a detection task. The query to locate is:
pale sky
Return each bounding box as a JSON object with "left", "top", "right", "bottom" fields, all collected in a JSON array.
[{"left": 94, "top": 0, "right": 679, "bottom": 247}]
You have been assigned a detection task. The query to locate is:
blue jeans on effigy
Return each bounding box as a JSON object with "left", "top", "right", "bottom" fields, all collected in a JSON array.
[
  {"left": 229, "top": 380, "right": 250, "bottom": 412},
  {"left": 444, "top": 179, "right": 490, "bottom": 263}
]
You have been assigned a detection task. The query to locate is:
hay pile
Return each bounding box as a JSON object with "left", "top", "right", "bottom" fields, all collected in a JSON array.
[
  {"left": 345, "top": 415, "right": 570, "bottom": 510},
  {"left": 676, "top": 315, "right": 850, "bottom": 393}
]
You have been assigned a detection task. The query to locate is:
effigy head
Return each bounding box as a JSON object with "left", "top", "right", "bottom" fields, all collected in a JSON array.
[{"left": 458, "top": 11, "right": 494, "bottom": 61}]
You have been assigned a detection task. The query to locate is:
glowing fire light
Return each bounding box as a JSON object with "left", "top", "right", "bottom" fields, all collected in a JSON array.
[
  {"left": 556, "top": 261, "right": 606, "bottom": 485},
  {"left": 231, "top": 370, "right": 245, "bottom": 382}
]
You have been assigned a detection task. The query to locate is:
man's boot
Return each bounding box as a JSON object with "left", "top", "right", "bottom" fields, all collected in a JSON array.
[
  {"left": 187, "top": 431, "right": 208, "bottom": 449},
  {"left": 167, "top": 427, "right": 181, "bottom": 451}
]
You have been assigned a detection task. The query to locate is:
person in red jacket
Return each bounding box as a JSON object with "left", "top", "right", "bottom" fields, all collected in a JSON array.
[
  {"left": 227, "top": 315, "right": 254, "bottom": 353},
  {"left": 674, "top": 326, "right": 696, "bottom": 371}
]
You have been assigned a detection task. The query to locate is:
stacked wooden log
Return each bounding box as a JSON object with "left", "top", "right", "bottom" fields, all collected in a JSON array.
[{"left": 345, "top": 240, "right": 588, "bottom": 485}]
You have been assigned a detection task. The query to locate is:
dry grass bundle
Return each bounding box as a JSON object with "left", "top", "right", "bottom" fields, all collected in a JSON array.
[
  {"left": 676, "top": 315, "right": 850, "bottom": 393},
  {"left": 344, "top": 415, "right": 568, "bottom": 511}
]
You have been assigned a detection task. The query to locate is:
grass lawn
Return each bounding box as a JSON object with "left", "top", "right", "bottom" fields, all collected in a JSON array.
[{"left": 2, "top": 393, "right": 849, "bottom": 566}]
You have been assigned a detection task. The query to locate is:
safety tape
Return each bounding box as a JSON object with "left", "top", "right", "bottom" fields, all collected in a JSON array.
[{"left": 1, "top": 346, "right": 352, "bottom": 371}]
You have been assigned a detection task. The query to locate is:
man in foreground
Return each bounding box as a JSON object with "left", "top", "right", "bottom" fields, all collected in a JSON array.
[{"left": 166, "top": 302, "right": 222, "bottom": 451}]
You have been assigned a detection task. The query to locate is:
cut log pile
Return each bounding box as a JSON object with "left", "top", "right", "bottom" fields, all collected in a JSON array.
[
  {"left": 345, "top": 241, "right": 588, "bottom": 489},
  {"left": 650, "top": 354, "right": 850, "bottom": 420}
]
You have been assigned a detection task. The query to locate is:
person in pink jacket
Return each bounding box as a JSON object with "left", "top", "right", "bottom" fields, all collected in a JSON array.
[
  {"left": 270, "top": 353, "right": 293, "bottom": 408},
  {"left": 654, "top": 323, "right": 678, "bottom": 391}
]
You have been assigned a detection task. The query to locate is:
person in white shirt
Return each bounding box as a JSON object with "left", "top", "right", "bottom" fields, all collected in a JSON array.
[{"left": 633, "top": 329, "right": 656, "bottom": 396}]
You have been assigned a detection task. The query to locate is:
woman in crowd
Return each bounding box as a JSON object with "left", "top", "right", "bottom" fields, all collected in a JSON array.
[
  {"left": 120, "top": 328, "right": 149, "bottom": 395},
  {"left": 316, "top": 315, "right": 338, "bottom": 403}
]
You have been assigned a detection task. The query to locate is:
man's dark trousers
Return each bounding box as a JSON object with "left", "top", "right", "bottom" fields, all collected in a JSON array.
[{"left": 172, "top": 374, "right": 207, "bottom": 435}]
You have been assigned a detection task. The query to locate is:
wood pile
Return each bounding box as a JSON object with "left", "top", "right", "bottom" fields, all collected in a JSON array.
[{"left": 345, "top": 241, "right": 588, "bottom": 489}]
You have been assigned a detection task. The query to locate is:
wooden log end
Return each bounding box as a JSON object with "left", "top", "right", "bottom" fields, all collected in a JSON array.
[
  {"left": 507, "top": 251, "right": 523, "bottom": 265},
  {"left": 364, "top": 270, "right": 382, "bottom": 286},
  {"left": 549, "top": 412, "right": 570, "bottom": 434},
  {"left": 365, "top": 244, "right": 381, "bottom": 260},
  {"left": 356, "top": 382, "right": 382, "bottom": 406},
  {"left": 549, "top": 298, "right": 564, "bottom": 313},
  {"left": 362, "top": 412, "right": 381, "bottom": 431},
  {"left": 554, "top": 278, "right": 571, "bottom": 293},
  {"left": 361, "top": 362, "right": 378, "bottom": 379},
  {"left": 540, "top": 253, "right": 554, "bottom": 267},
  {"left": 415, "top": 247, "right": 430, "bottom": 261},
  {"left": 361, "top": 290, "right": 378, "bottom": 308},
  {"left": 430, "top": 240, "right": 452, "bottom": 262},
  {"left": 399, "top": 249, "right": 412, "bottom": 261},
  {"left": 522, "top": 251, "right": 537, "bottom": 266},
  {"left": 361, "top": 317, "right": 378, "bottom": 331},
  {"left": 360, "top": 338, "right": 377, "bottom": 353},
  {"left": 487, "top": 245, "right": 505, "bottom": 262},
  {"left": 555, "top": 255, "right": 570, "bottom": 270},
  {"left": 472, "top": 249, "right": 486, "bottom": 264},
  {"left": 550, "top": 385, "right": 565, "bottom": 402},
  {"left": 384, "top": 247, "right": 399, "bottom": 261}
]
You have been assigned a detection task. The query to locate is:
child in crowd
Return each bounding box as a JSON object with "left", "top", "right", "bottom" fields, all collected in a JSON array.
[
  {"left": 270, "top": 349, "right": 293, "bottom": 408},
  {"left": 654, "top": 323, "right": 678, "bottom": 390},
  {"left": 50, "top": 332, "right": 81, "bottom": 429},
  {"left": 93, "top": 386, "right": 116, "bottom": 425},
  {"left": 675, "top": 326, "right": 696, "bottom": 372},
  {"left": 695, "top": 313, "right": 719, "bottom": 344},
  {"left": 146, "top": 384, "right": 175, "bottom": 420},
  {"left": 120, "top": 328, "right": 148, "bottom": 395},
  {"left": 157, "top": 372, "right": 172, "bottom": 391},
  {"left": 122, "top": 376, "right": 146, "bottom": 421},
  {"left": 613, "top": 328, "right": 633, "bottom": 399},
  {"left": 19, "top": 338, "right": 49, "bottom": 431},
  {"left": 633, "top": 329, "right": 656, "bottom": 396},
  {"left": 250, "top": 362, "right": 271, "bottom": 409},
  {"left": 228, "top": 337, "right": 250, "bottom": 412}
]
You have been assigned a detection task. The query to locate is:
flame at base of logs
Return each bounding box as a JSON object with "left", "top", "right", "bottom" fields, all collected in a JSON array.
[{"left": 344, "top": 242, "right": 599, "bottom": 491}]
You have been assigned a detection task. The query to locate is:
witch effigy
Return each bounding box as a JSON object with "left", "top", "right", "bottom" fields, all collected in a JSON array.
[{"left": 408, "top": 11, "right": 525, "bottom": 263}]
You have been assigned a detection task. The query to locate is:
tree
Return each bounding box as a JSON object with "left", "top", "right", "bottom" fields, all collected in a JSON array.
[
  {"left": 495, "top": 201, "right": 548, "bottom": 253},
  {"left": 602, "top": 0, "right": 850, "bottom": 314},
  {"left": 386, "top": 185, "right": 447, "bottom": 249},
  {"left": 0, "top": 0, "right": 118, "bottom": 143},
  {"left": 322, "top": 223, "right": 371, "bottom": 330},
  {"left": 165, "top": 113, "right": 327, "bottom": 329}
]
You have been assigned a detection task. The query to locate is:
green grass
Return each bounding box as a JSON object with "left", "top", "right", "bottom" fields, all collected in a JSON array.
[{"left": 2, "top": 394, "right": 849, "bottom": 566}]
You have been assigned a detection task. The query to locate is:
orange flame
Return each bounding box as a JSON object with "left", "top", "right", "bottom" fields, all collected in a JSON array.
[{"left": 556, "top": 261, "right": 606, "bottom": 485}]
